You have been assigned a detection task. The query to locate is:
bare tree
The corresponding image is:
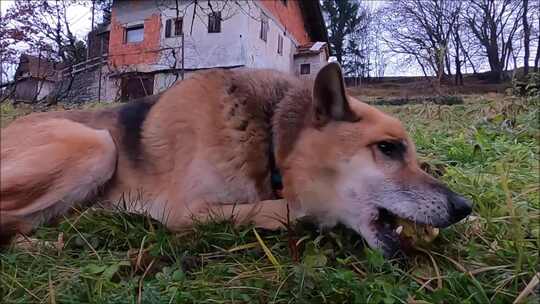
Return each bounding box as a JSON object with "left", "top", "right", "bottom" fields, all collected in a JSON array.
[
  {"left": 1, "top": 0, "right": 88, "bottom": 98},
  {"left": 381, "top": 0, "right": 461, "bottom": 87},
  {"left": 450, "top": 18, "right": 464, "bottom": 85},
  {"left": 369, "top": 9, "right": 388, "bottom": 79},
  {"left": 522, "top": 0, "right": 530, "bottom": 75},
  {"left": 536, "top": 14, "right": 540, "bottom": 72},
  {"left": 465, "top": 0, "right": 523, "bottom": 81}
]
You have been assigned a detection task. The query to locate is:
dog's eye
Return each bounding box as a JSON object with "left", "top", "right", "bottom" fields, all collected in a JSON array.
[{"left": 377, "top": 141, "right": 405, "bottom": 159}]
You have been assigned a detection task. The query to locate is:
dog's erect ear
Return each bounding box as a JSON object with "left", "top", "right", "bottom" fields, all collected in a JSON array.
[{"left": 312, "top": 62, "right": 358, "bottom": 124}]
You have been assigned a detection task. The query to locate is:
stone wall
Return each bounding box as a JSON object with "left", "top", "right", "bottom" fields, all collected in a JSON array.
[{"left": 54, "top": 65, "right": 110, "bottom": 103}]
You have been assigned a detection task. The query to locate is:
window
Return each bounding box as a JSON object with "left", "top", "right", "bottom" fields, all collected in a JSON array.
[
  {"left": 259, "top": 14, "right": 268, "bottom": 42},
  {"left": 99, "top": 32, "right": 109, "bottom": 55},
  {"left": 165, "top": 17, "right": 183, "bottom": 38},
  {"left": 124, "top": 25, "right": 144, "bottom": 43},
  {"left": 208, "top": 12, "right": 221, "bottom": 33},
  {"left": 174, "top": 18, "right": 183, "bottom": 36},
  {"left": 277, "top": 35, "right": 283, "bottom": 55},
  {"left": 300, "top": 64, "right": 310, "bottom": 75}
]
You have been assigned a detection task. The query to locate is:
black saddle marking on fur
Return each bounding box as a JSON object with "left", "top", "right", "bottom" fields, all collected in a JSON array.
[
  {"left": 269, "top": 143, "right": 283, "bottom": 197},
  {"left": 117, "top": 95, "right": 159, "bottom": 163}
]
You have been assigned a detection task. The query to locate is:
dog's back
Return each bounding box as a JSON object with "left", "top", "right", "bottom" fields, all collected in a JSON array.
[
  {"left": 0, "top": 68, "right": 305, "bottom": 240},
  {"left": 99, "top": 68, "right": 307, "bottom": 225}
]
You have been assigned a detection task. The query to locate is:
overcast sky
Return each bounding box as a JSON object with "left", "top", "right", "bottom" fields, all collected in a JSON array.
[{"left": 0, "top": 0, "right": 533, "bottom": 78}]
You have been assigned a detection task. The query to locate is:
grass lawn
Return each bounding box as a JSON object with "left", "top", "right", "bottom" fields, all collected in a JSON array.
[{"left": 0, "top": 95, "right": 539, "bottom": 303}]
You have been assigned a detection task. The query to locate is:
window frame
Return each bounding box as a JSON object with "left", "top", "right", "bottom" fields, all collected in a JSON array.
[
  {"left": 124, "top": 24, "right": 144, "bottom": 44},
  {"left": 300, "top": 63, "right": 311, "bottom": 75},
  {"left": 165, "top": 17, "right": 183, "bottom": 38},
  {"left": 259, "top": 14, "right": 269, "bottom": 42},
  {"left": 174, "top": 17, "right": 183, "bottom": 36},
  {"left": 208, "top": 11, "right": 222, "bottom": 33},
  {"left": 277, "top": 35, "right": 283, "bottom": 55}
]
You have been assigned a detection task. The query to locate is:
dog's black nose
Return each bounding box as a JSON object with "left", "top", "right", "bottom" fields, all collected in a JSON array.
[{"left": 448, "top": 192, "right": 472, "bottom": 222}]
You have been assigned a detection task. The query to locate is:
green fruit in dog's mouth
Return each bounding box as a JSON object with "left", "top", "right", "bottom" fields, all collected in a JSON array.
[{"left": 396, "top": 218, "right": 439, "bottom": 246}]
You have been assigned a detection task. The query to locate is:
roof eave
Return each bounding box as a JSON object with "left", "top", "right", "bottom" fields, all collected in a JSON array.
[{"left": 298, "top": 0, "right": 328, "bottom": 43}]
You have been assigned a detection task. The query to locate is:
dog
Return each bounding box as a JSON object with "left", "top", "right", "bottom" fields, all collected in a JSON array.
[{"left": 0, "top": 63, "right": 472, "bottom": 257}]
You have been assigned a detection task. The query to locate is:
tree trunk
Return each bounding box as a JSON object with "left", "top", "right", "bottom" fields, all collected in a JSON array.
[
  {"left": 487, "top": 9, "right": 503, "bottom": 82},
  {"left": 522, "top": 0, "right": 530, "bottom": 75},
  {"left": 534, "top": 38, "right": 540, "bottom": 72},
  {"left": 334, "top": 38, "right": 344, "bottom": 63},
  {"left": 445, "top": 52, "right": 452, "bottom": 77},
  {"left": 454, "top": 46, "right": 462, "bottom": 86},
  {"left": 453, "top": 25, "right": 463, "bottom": 86},
  {"left": 534, "top": 8, "right": 539, "bottom": 72}
]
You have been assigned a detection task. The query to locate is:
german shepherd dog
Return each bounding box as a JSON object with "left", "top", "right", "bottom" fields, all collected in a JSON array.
[{"left": 0, "top": 63, "right": 472, "bottom": 257}]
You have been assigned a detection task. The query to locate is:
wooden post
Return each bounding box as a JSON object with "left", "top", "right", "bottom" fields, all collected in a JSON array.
[
  {"left": 181, "top": 33, "right": 185, "bottom": 80},
  {"left": 87, "top": 0, "right": 95, "bottom": 60}
]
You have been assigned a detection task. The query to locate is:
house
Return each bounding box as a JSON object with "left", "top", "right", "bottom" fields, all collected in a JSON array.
[
  {"left": 92, "top": 0, "right": 329, "bottom": 101},
  {"left": 11, "top": 54, "right": 59, "bottom": 102},
  {"left": 294, "top": 42, "right": 330, "bottom": 79}
]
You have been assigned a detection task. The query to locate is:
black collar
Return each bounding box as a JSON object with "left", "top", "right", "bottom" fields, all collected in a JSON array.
[{"left": 269, "top": 133, "right": 283, "bottom": 198}]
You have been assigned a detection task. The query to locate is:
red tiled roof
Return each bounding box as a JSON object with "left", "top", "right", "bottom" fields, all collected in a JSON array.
[{"left": 295, "top": 42, "right": 328, "bottom": 57}]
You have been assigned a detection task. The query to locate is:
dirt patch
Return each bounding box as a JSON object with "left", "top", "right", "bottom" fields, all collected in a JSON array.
[
  {"left": 370, "top": 95, "right": 463, "bottom": 106},
  {"left": 348, "top": 74, "right": 511, "bottom": 100}
]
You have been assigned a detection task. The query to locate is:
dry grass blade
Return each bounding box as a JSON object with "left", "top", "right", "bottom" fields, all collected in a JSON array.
[
  {"left": 415, "top": 247, "right": 443, "bottom": 290},
  {"left": 137, "top": 259, "right": 156, "bottom": 304},
  {"left": 407, "top": 296, "right": 432, "bottom": 304},
  {"left": 513, "top": 272, "right": 540, "bottom": 304},
  {"left": 63, "top": 217, "right": 101, "bottom": 261},
  {"left": 253, "top": 228, "right": 281, "bottom": 271},
  {"left": 227, "top": 242, "right": 258, "bottom": 253},
  {"left": 135, "top": 235, "right": 148, "bottom": 272},
  {"left": 349, "top": 262, "right": 367, "bottom": 277},
  {"left": 48, "top": 272, "right": 56, "bottom": 304},
  {"left": 5, "top": 275, "right": 41, "bottom": 302},
  {"left": 470, "top": 265, "right": 511, "bottom": 276},
  {"left": 414, "top": 277, "right": 435, "bottom": 293},
  {"left": 431, "top": 251, "right": 468, "bottom": 273}
]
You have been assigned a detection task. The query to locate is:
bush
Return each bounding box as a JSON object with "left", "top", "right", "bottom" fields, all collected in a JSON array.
[{"left": 512, "top": 72, "right": 540, "bottom": 97}]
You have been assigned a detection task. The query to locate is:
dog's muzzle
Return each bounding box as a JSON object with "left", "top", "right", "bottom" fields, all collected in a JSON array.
[{"left": 446, "top": 190, "right": 473, "bottom": 224}]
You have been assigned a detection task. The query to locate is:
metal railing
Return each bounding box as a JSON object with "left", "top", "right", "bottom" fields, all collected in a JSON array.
[{"left": 57, "top": 55, "right": 108, "bottom": 79}]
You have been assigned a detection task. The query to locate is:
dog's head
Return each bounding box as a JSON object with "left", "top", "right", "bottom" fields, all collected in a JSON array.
[{"left": 282, "top": 63, "right": 472, "bottom": 257}]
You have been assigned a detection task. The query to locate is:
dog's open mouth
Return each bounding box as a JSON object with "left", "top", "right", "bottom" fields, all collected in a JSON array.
[{"left": 373, "top": 208, "right": 439, "bottom": 255}]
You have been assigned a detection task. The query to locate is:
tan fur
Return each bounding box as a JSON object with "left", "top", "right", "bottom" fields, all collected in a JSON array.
[
  {"left": 0, "top": 63, "right": 471, "bottom": 256},
  {"left": 0, "top": 118, "right": 116, "bottom": 246}
]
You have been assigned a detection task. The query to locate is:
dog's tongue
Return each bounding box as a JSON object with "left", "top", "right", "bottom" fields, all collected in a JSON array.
[{"left": 395, "top": 218, "right": 439, "bottom": 246}]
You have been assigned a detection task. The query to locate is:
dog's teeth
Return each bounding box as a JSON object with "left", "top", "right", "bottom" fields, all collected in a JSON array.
[{"left": 395, "top": 226, "right": 403, "bottom": 235}]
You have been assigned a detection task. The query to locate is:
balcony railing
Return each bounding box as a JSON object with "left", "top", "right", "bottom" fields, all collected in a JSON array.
[{"left": 57, "top": 55, "right": 108, "bottom": 79}]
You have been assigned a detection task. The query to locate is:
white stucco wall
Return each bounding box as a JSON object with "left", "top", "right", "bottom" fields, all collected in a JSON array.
[
  {"left": 157, "top": 1, "right": 248, "bottom": 70},
  {"left": 107, "top": 0, "right": 308, "bottom": 99},
  {"left": 295, "top": 52, "right": 327, "bottom": 79},
  {"left": 153, "top": 70, "right": 198, "bottom": 93},
  {"left": 112, "top": 0, "right": 299, "bottom": 73},
  {"left": 242, "top": 3, "right": 297, "bottom": 74},
  {"left": 37, "top": 80, "right": 55, "bottom": 100}
]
